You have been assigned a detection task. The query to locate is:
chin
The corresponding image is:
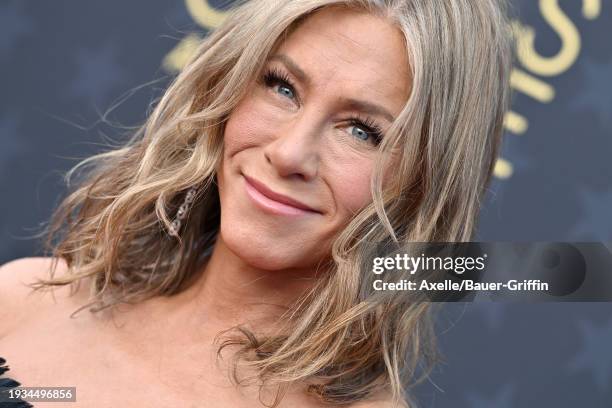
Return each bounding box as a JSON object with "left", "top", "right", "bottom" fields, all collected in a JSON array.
[{"left": 219, "top": 219, "right": 317, "bottom": 271}]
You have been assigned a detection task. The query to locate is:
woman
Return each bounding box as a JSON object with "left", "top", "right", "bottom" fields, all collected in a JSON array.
[{"left": 0, "top": 0, "right": 512, "bottom": 407}]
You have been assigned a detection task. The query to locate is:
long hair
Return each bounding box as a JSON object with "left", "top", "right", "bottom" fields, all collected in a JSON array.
[{"left": 33, "top": 0, "right": 513, "bottom": 406}]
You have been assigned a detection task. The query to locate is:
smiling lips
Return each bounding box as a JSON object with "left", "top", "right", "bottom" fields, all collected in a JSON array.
[{"left": 242, "top": 174, "right": 320, "bottom": 216}]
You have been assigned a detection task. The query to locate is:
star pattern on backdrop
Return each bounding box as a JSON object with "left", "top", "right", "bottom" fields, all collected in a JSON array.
[
  {"left": 466, "top": 383, "right": 515, "bottom": 408},
  {"left": 571, "top": 57, "right": 612, "bottom": 130},
  {"left": 567, "top": 316, "right": 612, "bottom": 392},
  {"left": 0, "top": 114, "right": 26, "bottom": 172},
  {"left": 0, "top": 114, "right": 28, "bottom": 207},
  {"left": 0, "top": 1, "right": 33, "bottom": 56},
  {"left": 1, "top": 1, "right": 612, "bottom": 407},
  {"left": 471, "top": 291, "right": 507, "bottom": 330},
  {"left": 569, "top": 188, "right": 612, "bottom": 241},
  {"left": 69, "top": 42, "right": 126, "bottom": 107}
]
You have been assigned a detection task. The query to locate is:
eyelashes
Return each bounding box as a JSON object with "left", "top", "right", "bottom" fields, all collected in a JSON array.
[
  {"left": 260, "top": 67, "right": 385, "bottom": 146},
  {"left": 348, "top": 115, "right": 384, "bottom": 146},
  {"left": 262, "top": 67, "right": 295, "bottom": 94}
]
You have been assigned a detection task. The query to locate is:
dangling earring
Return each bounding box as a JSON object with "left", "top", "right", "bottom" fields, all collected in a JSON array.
[{"left": 168, "top": 186, "right": 198, "bottom": 237}]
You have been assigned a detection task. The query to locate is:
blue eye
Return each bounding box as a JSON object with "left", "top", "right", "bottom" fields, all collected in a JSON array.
[
  {"left": 348, "top": 118, "right": 384, "bottom": 146},
  {"left": 351, "top": 126, "right": 370, "bottom": 141},
  {"left": 262, "top": 68, "right": 297, "bottom": 101},
  {"left": 276, "top": 84, "right": 295, "bottom": 99}
]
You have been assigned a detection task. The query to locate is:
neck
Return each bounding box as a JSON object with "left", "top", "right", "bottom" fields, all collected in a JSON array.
[
  {"left": 95, "top": 237, "right": 323, "bottom": 371},
  {"left": 191, "top": 237, "right": 318, "bottom": 330}
]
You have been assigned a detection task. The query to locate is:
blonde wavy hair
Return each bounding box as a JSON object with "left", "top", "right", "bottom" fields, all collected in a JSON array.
[{"left": 34, "top": 0, "right": 512, "bottom": 406}]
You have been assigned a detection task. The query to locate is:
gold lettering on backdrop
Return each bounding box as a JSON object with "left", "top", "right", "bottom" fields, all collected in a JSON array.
[
  {"left": 162, "top": 33, "right": 203, "bottom": 73},
  {"left": 496, "top": 0, "right": 601, "bottom": 179},
  {"left": 582, "top": 0, "right": 601, "bottom": 19},
  {"left": 504, "top": 111, "right": 529, "bottom": 135},
  {"left": 494, "top": 158, "right": 514, "bottom": 180},
  {"left": 510, "top": 69, "right": 555, "bottom": 103},
  {"left": 514, "top": 0, "right": 581, "bottom": 77},
  {"left": 161, "top": 1, "right": 601, "bottom": 179},
  {"left": 185, "top": 0, "right": 229, "bottom": 30},
  {"left": 162, "top": 1, "right": 229, "bottom": 72}
]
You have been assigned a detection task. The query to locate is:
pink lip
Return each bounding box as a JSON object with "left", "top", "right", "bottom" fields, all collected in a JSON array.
[{"left": 242, "top": 174, "right": 320, "bottom": 216}]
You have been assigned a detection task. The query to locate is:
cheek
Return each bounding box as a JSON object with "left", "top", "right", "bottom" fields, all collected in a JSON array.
[
  {"left": 327, "top": 159, "right": 374, "bottom": 216},
  {"left": 223, "top": 98, "right": 262, "bottom": 157},
  {"left": 223, "top": 88, "right": 283, "bottom": 159}
]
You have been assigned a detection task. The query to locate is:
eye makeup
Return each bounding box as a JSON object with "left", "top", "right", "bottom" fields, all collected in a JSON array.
[{"left": 259, "top": 65, "right": 385, "bottom": 146}]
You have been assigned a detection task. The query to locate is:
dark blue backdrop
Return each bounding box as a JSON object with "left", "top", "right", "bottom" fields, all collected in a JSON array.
[{"left": 1, "top": 1, "right": 610, "bottom": 406}]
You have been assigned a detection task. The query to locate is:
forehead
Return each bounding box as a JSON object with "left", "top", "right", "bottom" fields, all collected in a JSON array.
[{"left": 273, "top": 6, "right": 411, "bottom": 112}]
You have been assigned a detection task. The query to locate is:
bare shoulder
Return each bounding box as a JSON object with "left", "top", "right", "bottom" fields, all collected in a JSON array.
[
  {"left": 0, "top": 257, "right": 69, "bottom": 336},
  {"left": 0, "top": 256, "right": 68, "bottom": 293}
]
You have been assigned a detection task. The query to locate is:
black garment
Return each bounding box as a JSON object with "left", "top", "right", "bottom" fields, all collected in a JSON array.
[{"left": 0, "top": 357, "right": 32, "bottom": 407}]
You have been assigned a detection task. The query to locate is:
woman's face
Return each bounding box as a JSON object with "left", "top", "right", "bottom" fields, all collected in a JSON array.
[{"left": 217, "top": 6, "right": 411, "bottom": 271}]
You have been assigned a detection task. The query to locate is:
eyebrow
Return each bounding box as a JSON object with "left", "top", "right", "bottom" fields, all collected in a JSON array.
[
  {"left": 339, "top": 98, "right": 396, "bottom": 123},
  {"left": 268, "top": 53, "right": 397, "bottom": 123},
  {"left": 269, "top": 54, "right": 309, "bottom": 86}
]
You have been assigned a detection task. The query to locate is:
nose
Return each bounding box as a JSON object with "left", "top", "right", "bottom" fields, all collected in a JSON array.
[{"left": 263, "top": 112, "right": 321, "bottom": 181}]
